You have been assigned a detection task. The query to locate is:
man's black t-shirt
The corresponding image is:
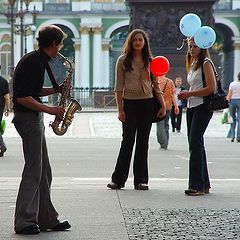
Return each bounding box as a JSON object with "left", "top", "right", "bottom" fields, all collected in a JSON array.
[
  {"left": 13, "top": 49, "right": 51, "bottom": 112},
  {"left": 0, "top": 76, "right": 10, "bottom": 112}
]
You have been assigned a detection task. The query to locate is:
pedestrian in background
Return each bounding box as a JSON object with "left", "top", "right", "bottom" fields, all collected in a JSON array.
[
  {"left": 0, "top": 68, "right": 10, "bottom": 157},
  {"left": 12, "top": 25, "right": 71, "bottom": 235},
  {"left": 178, "top": 37, "right": 216, "bottom": 196},
  {"left": 226, "top": 71, "right": 240, "bottom": 142},
  {"left": 107, "top": 29, "right": 166, "bottom": 191},
  {"left": 156, "top": 75, "right": 179, "bottom": 149},
  {"left": 170, "top": 77, "right": 187, "bottom": 133}
]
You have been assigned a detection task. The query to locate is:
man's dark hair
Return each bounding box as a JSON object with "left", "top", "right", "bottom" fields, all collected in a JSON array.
[{"left": 37, "top": 25, "right": 67, "bottom": 48}]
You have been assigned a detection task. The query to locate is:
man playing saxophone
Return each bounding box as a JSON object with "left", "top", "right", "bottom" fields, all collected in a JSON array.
[{"left": 12, "top": 25, "right": 71, "bottom": 235}]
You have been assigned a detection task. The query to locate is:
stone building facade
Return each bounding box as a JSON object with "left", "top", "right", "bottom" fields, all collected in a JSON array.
[{"left": 0, "top": 0, "right": 239, "bottom": 90}]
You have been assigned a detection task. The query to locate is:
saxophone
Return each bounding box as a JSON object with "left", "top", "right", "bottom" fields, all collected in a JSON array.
[{"left": 50, "top": 53, "right": 82, "bottom": 135}]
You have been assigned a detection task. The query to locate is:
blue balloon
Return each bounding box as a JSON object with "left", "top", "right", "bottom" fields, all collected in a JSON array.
[
  {"left": 194, "top": 26, "right": 216, "bottom": 49},
  {"left": 179, "top": 13, "right": 201, "bottom": 37}
]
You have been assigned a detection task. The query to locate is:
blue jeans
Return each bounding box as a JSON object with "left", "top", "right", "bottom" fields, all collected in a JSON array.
[
  {"left": 186, "top": 104, "right": 213, "bottom": 191},
  {"left": 227, "top": 99, "right": 240, "bottom": 140},
  {"left": 171, "top": 106, "right": 183, "bottom": 131},
  {"left": 156, "top": 110, "right": 170, "bottom": 148}
]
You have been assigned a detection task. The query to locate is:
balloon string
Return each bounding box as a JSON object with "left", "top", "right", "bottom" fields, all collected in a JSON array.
[{"left": 177, "top": 38, "right": 187, "bottom": 51}]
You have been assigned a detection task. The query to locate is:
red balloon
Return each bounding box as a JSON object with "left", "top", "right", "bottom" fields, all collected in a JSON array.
[{"left": 150, "top": 56, "right": 170, "bottom": 77}]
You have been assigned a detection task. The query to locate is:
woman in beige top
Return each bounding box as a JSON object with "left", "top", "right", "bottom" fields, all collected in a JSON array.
[{"left": 107, "top": 29, "right": 166, "bottom": 191}]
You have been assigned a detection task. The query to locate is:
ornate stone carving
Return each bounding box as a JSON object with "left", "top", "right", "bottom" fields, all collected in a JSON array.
[
  {"left": 92, "top": 27, "right": 103, "bottom": 34},
  {"left": 127, "top": 0, "right": 217, "bottom": 82},
  {"left": 74, "top": 43, "right": 81, "bottom": 51},
  {"left": 102, "top": 43, "right": 110, "bottom": 51},
  {"left": 234, "top": 42, "right": 240, "bottom": 50},
  {"left": 133, "top": 5, "right": 214, "bottom": 51},
  {"left": 79, "top": 27, "right": 91, "bottom": 34}
]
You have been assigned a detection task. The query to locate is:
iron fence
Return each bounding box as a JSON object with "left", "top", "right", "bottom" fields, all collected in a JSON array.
[{"left": 45, "top": 87, "right": 117, "bottom": 111}]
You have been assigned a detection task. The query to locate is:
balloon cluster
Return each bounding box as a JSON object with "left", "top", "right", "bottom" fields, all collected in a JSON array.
[
  {"left": 179, "top": 13, "right": 216, "bottom": 49},
  {"left": 150, "top": 56, "right": 170, "bottom": 77}
]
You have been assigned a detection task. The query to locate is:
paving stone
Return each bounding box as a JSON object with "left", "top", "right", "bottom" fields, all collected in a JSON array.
[{"left": 122, "top": 208, "right": 240, "bottom": 240}]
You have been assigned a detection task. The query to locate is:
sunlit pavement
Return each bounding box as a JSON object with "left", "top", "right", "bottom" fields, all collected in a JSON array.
[
  {"left": 4, "top": 110, "right": 231, "bottom": 139},
  {"left": 1, "top": 110, "right": 239, "bottom": 240}
]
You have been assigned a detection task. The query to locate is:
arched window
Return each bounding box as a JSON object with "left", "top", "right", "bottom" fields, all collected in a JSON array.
[
  {"left": 0, "top": 44, "right": 11, "bottom": 79},
  {"left": 109, "top": 28, "right": 128, "bottom": 87}
]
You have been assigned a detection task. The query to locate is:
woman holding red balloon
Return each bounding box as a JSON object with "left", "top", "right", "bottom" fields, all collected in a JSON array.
[
  {"left": 178, "top": 37, "right": 217, "bottom": 196},
  {"left": 107, "top": 29, "right": 166, "bottom": 191}
]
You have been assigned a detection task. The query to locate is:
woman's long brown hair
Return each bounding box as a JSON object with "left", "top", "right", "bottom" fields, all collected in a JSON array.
[
  {"left": 186, "top": 37, "right": 211, "bottom": 72},
  {"left": 122, "top": 29, "right": 152, "bottom": 72}
]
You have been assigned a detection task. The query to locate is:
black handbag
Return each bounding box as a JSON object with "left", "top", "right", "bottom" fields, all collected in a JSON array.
[
  {"left": 151, "top": 75, "right": 167, "bottom": 123},
  {"left": 202, "top": 59, "right": 229, "bottom": 112},
  {"left": 152, "top": 91, "right": 165, "bottom": 123}
]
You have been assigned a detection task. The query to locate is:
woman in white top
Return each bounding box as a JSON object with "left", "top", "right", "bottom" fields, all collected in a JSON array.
[
  {"left": 226, "top": 72, "right": 240, "bottom": 142},
  {"left": 178, "top": 37, "right": 216, "bottom": 196}
]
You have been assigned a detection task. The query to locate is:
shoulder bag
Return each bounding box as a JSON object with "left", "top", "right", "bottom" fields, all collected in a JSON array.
[
  {"left": 151, "top": 75, "right": 167, "bottom": 123},
  {"left": 202, "top": 59, "right": 229, "bottom": 112}
]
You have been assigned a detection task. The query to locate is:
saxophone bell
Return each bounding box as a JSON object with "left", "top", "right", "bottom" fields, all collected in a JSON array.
[{"left": 63, "top": 98, "right": 82, "bottom": 127}]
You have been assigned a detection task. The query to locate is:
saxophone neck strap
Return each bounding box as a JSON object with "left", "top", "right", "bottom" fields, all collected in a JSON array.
[{"left": 44, "top": 59, "right": 60, "bottom": 93}]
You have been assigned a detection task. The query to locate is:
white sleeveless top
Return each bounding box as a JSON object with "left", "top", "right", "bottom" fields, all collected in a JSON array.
[{"left": 187, "top": 66, "right": 204, "bottom": 108}]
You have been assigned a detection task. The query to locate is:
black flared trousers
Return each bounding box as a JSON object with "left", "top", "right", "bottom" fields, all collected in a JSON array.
[{"left": 111, "top": 98, "right": 154, "bottom": 187}]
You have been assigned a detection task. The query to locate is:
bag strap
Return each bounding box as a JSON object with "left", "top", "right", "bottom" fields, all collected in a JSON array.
[
  {"left": 201, "top": 58, "right": 218, "bottom": 88},
  {"left": 43, "top": 59, "right": 60, "bottom": 93},
  {"left": 202, "top": 58, "right": 225, "bottom": 93}
]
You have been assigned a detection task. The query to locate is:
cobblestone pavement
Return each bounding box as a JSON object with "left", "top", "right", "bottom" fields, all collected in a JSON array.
[{"left": 123, "top": 208, "right": 240, "bottom": 240}]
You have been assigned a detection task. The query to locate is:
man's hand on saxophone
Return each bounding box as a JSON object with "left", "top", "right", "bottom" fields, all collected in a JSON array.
[{"left": 48, "top": 106, "right": 65, "bottom": 120}]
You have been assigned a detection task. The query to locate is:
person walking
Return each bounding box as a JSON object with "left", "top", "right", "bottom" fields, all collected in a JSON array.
[
  {"left": 12, "top": 25, "right": 71, "bottom": 234},
  {"left": 170, "top": 77, "right": 186, "bottom": 133},
  {"left": 0, "top": 70, "right": 10, "bottom": 157},
  {"left": 156, "top": 75, "right": 179, "bottom": 149},
  {"left": 178, "top": 37, "right": 217, "bottom": 196},
  {"left": 226, "top": 72, "right": 240, "bottom": 142},
  {"left": 107, "top": 29, "right": 166, "bottom": 191}
]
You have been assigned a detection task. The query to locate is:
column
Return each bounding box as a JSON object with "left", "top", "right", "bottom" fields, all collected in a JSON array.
[
  {"left": 92, "top": 27, "right": 102, "bottom": 87},
  {"left": 73, "top": 38, "right": 81, "bottom": 88},
  {"left": 33, "top": 40, "right": 38, "bottom": 50},
  {"left": 102, "top": 41, "right": 110, "bottom": 87},
  {"left": 233, "top": 38, "right": 240, "bottom": 80},
  {"left": 79, "top": 27, "right": 90, "bottom": 87},
  {"left": 15, "top": 34, "right": 21, "bottom": 63},
  {"left": 28, "top": 28, "right": 36, "bottom": 52}
]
